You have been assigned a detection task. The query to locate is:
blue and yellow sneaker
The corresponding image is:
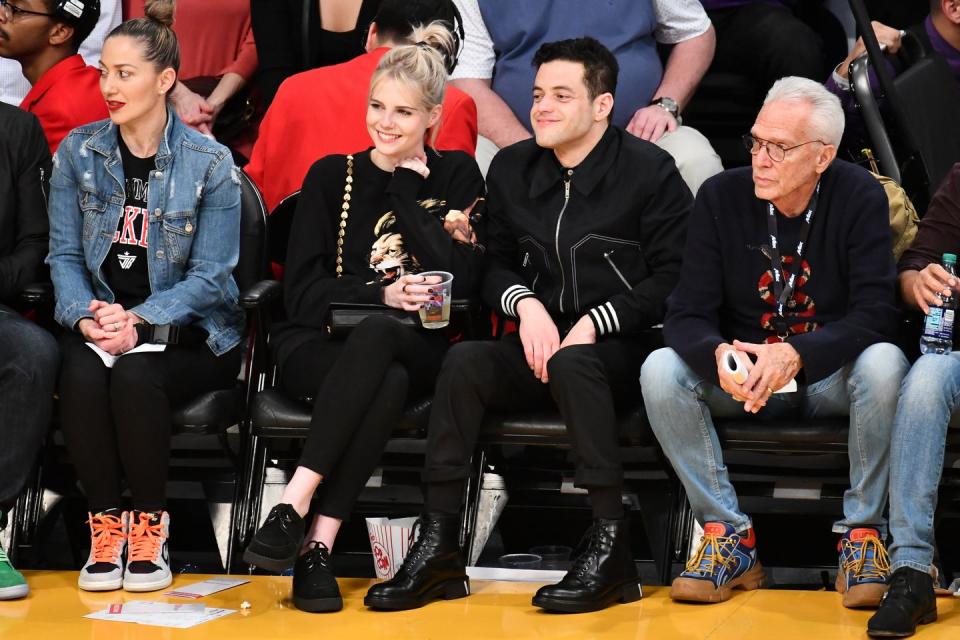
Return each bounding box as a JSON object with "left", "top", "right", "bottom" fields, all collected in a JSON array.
[
  {"left": 0, "top": 540, "right": 28, "bottom": 600},
  {"left": 671, "top": 522, "right": 764, "bottom": 603},
  {"left": 836, "top": 527, "right": 889, "bottom": 609}
]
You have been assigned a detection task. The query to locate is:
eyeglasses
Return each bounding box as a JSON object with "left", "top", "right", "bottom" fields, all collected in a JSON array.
[
  {"left": 0, "top": 0, "right": 55, "bottom": 22},
  {"left": 742, "top": 133, "right": 825, "bottom": 163}
]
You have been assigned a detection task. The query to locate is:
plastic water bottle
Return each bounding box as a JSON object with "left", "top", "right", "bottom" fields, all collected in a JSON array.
[{"left": 920, "top": 253, "right": 958, "bottom": 355}]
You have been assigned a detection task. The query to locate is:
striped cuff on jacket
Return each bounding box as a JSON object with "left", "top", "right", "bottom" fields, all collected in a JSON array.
[
  {"left": 587, "top": 301, "right": 621, "bottom": 337},
  {"left": 500, "top": 284, "right": 535, "bottom": 317}
]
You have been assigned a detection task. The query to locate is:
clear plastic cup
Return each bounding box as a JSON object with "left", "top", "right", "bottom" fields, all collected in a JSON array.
[
  {"left": 418, "top": 270, "right": 453, "bottom": 329},
  {"left": 499, "top": 553, "right": 542, "bottom": 569}
]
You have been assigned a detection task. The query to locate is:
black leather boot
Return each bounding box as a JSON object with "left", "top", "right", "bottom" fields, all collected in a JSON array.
[
  {"left": 532, "top": 517, "right": 642, "bottom": 613},
  {"left": 364, "top": 513, "right": 469, "bottom": 611},
  {"left": 867, "top": 567, "right": 937, "bottom": 637}
]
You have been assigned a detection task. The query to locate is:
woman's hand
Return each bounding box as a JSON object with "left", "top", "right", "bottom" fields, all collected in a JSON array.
[
  {"left": 382, "top": 273, "right": 442, "bottom": 311},
  {"left": 84, "top": 300, "right": 140, "bottom": 355},
  {"left": 170, "top": 82, "right": 215, "bottom": 135},
  {"left": 397, "top": 152, "right": 430, "bottom": 179}
]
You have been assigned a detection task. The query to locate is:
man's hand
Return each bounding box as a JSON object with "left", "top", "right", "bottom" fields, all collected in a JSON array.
[
  {"left": 837, "top": 21, "right": 904, "bottom": 79},
  {"left": 733, "top": 340, "right": 802, "bottom": 413},
  {"left": 559, "top": 315, "right": 597, "bottom": 350},
  {"left": 715, "top": 343, "right": 753, "bottom": 403},
  {"left": 626, "top": 105, "right": 678, "bottom": 143},
  {"left": 517, "top": 297, "right": 560, "bottom": 383},
  {"left": 910, "top": 264, "right": 956, "bottom": 315}
]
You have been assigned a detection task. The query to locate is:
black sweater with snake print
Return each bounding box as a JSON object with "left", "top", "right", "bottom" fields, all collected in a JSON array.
[{"left": 664, "top": 160, "right": 899, "bottom": 386}]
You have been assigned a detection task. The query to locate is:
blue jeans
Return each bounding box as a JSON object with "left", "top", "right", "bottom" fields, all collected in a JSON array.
[
  {"left": 0, "top": 305, "right": 58, "bottom": 510},
  {"left": 888, "top": 352, "right": 960, "bottom": 574},
  {"left": 641, "top": 342, "right": 908, "bottom": 535}
]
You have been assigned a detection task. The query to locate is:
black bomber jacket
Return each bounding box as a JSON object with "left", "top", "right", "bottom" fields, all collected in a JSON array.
[
  {"left": 0, "top": 103, "right": 51, "bottom": 304},
  {"left": 482, "top": 125, "right": 692, "bottom": 337}
]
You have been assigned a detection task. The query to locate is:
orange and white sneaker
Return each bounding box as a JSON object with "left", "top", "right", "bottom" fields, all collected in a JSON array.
[
  {"left": 79, "top": 509, "right": 128, "bottom": 591},
  {"left": 123, "top": 510, "right": 171, "bottom": 592}
]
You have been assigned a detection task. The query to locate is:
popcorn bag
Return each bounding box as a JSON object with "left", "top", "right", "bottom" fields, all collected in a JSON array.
[{"left": 365, "top": 516, "right": 420, "bottom": 579}]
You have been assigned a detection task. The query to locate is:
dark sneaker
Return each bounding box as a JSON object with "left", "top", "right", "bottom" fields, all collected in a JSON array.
[
  {"left": 532, "top": 517, "right": 642, "bottom": 613},
  {"left": 0, "top": 539, "right": 28, "bottom": 600},
  {"left": 243, "top": 504, "right": 305, "bottom": 572},
  {"left": 123, "top": 511, "right": 171, "bottom": 592},
  {"left": 292, "top": 541, "right": 343, "bottom": 613},
  {"left": 837, "top": 527, "right": 890, "bottom": 608},
  {"left": 78, "top": 509, "right": 128, "bottom": 592},
  {"left": 867, "top": 567, "right": 937, "bottom": 637},
  {"left": 364, "top": 513, "right": 468, "bottom": 611},
  {"left": 671, "top": 522, "right": 764, "bottom": 603}
]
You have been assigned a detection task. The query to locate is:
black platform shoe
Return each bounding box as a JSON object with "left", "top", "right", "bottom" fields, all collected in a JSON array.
[
  {"left": 867, "top": 567, "right": 937, "bottom": 637},
  {"left": 243, "top": 504, "right": 305, "bottom": 572},
  {"left": 364, "top": 513, "right": 469, "bottom": 611},
  {"left": 532, "top": 517, "right": 642, "bottom": 613},
  {"left": 292, "top": 541, "right": 343, "bottom": 613}
]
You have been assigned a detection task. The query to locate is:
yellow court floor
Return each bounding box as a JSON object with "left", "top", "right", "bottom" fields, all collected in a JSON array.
[{"left": 1, "top": 571, "right": 958, "bottom": 639}]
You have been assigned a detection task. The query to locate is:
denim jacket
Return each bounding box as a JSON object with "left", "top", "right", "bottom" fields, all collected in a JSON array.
[{"left": 47, "top": 112, "right": 244, "bottom": 356}]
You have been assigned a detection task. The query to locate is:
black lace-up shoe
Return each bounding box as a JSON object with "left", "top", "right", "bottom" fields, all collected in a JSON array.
[
  {"left": 243, "top": 504, "right": 305, "bottom": 572},
  {"left": 292, "top": 541, "right": 343, "bottom": 613},
  {"left": 532, "top": 517, "right": 642, "bottom": 613},
  {"left": 363, "top": 513, "right": 469, "bottom": 610},
  {"left": 867, "top": 567, "right": 937, "bottom": 637}
]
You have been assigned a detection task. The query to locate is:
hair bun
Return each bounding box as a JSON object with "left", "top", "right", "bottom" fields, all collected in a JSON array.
[{"left": 143, "top": 0, "right": 175, "bottom": 27}]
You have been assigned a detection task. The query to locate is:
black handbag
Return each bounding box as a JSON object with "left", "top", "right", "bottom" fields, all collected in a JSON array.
[{"left": 324, "top": 303, "right": 420, "bottom": 338}]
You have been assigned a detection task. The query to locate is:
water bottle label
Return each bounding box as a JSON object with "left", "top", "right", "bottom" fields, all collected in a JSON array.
[{"left": 924, "top": 307, "right": 955, "bottom": 342}]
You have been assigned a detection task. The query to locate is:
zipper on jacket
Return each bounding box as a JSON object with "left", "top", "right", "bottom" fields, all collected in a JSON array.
[
  {"left": 39, "top": 167, "right": 49, "bottom": 211},
  {"left": 555, "top": 170, "right": 573, "bottom": 313},
  {"left": 522, "top": 252, "right": 531, "bottom": 268},
  {"left": 603, "top": 250, "right": 632, "bottom": 290}
]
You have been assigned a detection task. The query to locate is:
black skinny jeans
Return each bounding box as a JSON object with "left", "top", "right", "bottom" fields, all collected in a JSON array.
[
  {"left": 58, "top": 331, "right": 242, "bottom": 513},
  {"left": 280, "top": 315, "right": 448, "bottom": 521}
]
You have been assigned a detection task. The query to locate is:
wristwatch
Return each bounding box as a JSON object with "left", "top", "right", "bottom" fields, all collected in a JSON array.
[
  {"left": 135, "top": 323, "right": 180, "bottom": 346},
  {"left": 651, "top": 97, "right": 682, "bottom": 125}
]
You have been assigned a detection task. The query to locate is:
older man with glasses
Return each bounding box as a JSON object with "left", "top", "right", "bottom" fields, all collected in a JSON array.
[{"left": 641, "top": 76, "right": 908, "bottom": 608}]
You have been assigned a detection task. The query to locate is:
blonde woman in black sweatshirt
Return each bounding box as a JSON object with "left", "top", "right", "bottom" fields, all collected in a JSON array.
[{"left": 242, "top": 21, "right": 484, "bottom": 613}]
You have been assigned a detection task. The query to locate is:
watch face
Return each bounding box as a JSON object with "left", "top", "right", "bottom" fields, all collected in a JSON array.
[{"left": 658, "top": 97, "right": 678, "bottom": 114}]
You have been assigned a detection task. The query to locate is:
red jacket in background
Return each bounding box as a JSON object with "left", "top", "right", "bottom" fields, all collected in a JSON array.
[
  {"left": 245, "top": 47, "right": 478, "bottom": 212},
  {"left": 21, "top": 55, "right": 108, "bottom": 154}
]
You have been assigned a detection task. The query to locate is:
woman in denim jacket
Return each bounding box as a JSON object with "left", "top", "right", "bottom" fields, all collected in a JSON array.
[{"left": 47, "top": 0, "right": 243, "bottom": 594}]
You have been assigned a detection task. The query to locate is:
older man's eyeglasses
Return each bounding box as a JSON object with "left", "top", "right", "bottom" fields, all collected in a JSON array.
[
  {"left": 0, "top": 0, "right": 56, "bottom": 22},
  {"left": 742, "top": 133, "right": 825, "bottom": 162}
]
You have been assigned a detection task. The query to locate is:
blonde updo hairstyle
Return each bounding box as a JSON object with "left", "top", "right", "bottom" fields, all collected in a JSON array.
[
  {"left": 106, "top": 0, "right": 181, "bottom": 95},
  {"left": 369, "top": 21, "right": 458, "bottom": 146}
]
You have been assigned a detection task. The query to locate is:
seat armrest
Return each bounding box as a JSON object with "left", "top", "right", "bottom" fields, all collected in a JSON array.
[
  {"left": 239, "top": 279, "right": 282, "bottom": 310},
  {"left": 19, "top": 282, "right": 53, "bottom": 306}
]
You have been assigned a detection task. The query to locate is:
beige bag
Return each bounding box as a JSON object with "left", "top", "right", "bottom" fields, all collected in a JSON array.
[{"left": 872, "top": 172, "right": 920, "bottom": 261}]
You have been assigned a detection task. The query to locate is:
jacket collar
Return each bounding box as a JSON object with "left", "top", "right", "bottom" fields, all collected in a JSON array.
[
  {"left": 20, "top": 54, "right": 87, "bottom": 111},
  {"left": 84, "top": 108, "right": 182, "bottom": 170},
  {"left": 529, "top": 125, "right": 620, "bottom": 199}
]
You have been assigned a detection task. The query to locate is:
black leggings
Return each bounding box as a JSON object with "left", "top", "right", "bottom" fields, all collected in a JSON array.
[
  {"left": 279, "top": 315, "right": 448, "bottom": 521},
  {"left": 58, "top": 331, "right": 242, "bottom": 512}
]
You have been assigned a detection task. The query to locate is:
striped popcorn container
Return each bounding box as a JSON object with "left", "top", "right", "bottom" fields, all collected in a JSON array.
[{"left": 365, "top": 516, "right": 421, "bottom": 580}]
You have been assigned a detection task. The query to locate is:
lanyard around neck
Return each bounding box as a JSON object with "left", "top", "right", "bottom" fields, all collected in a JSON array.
[{"left": 765, "top": 182, "right": 820, "bottom": 340}]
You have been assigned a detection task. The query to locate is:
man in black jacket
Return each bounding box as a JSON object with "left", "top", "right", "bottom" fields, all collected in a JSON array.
[
  {"left": 365, "top": 37, "right": 692, "bottom": 614},
  {"left": 641, "top": 77, "right": 907, "bottom": 609},
  {"left": 0, "top": 103, "right": 58, "bottom": 600}
]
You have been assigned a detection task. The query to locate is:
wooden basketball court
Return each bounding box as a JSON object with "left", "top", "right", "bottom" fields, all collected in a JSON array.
[{"left": 1, "top": 571, "right": 958, "bottom": 639}]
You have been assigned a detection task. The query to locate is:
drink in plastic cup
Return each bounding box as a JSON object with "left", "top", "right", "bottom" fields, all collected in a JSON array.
[{"left": 418, "top": 270, "right": 453, "bottom": 329}]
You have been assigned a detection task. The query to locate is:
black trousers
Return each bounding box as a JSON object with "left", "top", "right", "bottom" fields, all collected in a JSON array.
[
  {"left": 423, "top": 332, "right": 658, "bottom": 502},
  {"left": 58, "top": 331, "right": 242, "bottom": 512},
  {"left": 280, "top": 315, "right": 448, "bottom": 521}
]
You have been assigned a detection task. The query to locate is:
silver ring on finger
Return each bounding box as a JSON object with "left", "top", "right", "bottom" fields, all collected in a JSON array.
[{"left": 114, "top": 322, "right": 122, "bottom": 331}]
